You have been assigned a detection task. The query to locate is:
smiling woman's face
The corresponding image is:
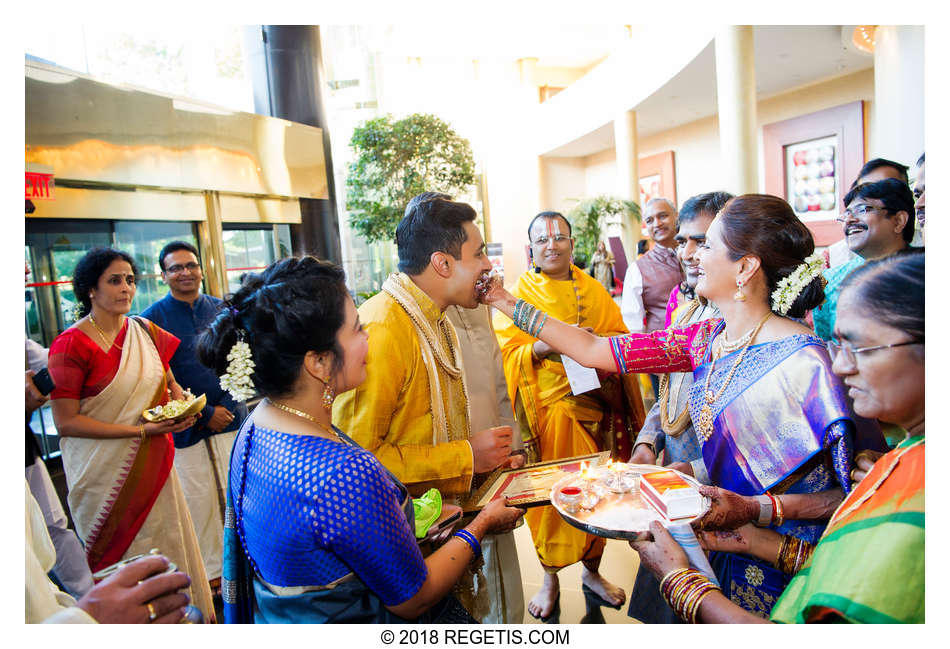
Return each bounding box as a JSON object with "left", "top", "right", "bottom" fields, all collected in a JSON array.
[{"left": 694, "top": 216, "right": 740, "bottom": 303}]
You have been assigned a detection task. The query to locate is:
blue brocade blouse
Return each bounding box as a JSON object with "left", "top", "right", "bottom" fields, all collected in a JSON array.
[{"left": 229, "top": 423, "right": 428, "bottom": 607}]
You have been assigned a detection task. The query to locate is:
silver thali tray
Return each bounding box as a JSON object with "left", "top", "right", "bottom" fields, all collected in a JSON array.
[{"left": 549, "top": 463, "right": 710, "bottom": 541}]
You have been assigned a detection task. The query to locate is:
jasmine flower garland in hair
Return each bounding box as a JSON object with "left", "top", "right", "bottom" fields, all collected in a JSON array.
[
  {"left": 770, "top": 253, "right": 826, "bottom": 316},
  {"left": 220, "top": 338, "right": 256, "bottom": 402}
]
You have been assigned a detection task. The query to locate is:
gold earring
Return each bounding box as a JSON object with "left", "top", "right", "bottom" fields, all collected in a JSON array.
[
  {"left": 734, "top": 279, "right": 746, "bottom": 302},
  {"left": 322, "top": 380, "right": 335, "bottom": 412}
]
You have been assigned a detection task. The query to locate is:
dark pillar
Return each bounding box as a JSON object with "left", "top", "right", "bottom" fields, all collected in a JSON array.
[{"left": 244, "top": 25, "right": 342, "bottom": 264}]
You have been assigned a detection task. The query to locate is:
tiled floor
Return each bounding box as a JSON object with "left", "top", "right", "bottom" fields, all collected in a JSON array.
[{"left": 512, "top": 520, "right": 643, "bottom": 624}]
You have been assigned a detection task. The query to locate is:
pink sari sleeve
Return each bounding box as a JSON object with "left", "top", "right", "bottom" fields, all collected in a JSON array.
[
  {"left": 609, "top": 318, "right": 722, "bottom": 375},
  {"left": 663, "top": 285, "right": 680, "bottom": 329}
]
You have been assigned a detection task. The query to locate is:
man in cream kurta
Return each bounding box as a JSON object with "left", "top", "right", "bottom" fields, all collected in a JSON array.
[
  {"left": 447, "top": 303, "right": 525, "bottom": 623},
  {"left": 333, "top": 194, "right": 521, "bottom": 622}
]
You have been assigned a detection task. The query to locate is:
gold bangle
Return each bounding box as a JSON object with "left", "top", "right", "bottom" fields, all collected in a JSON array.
[
  {"left": 140, "top": 424, "right": 147, "bottom": 442},
  {"left": 769, "top": 491, "right": 785, "bottom": 528}
]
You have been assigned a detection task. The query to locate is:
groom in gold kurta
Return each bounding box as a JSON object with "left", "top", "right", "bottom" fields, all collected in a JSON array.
[
  {"left": 494, "top": 211, "right": 645, "bottom": 620},
  {"left": 334, "top": 194, "right": 522, "bottom": 623}
]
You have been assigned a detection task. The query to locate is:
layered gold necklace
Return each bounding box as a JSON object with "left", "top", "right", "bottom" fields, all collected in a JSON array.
[
  {"left": 696, "top": 312, "right": 772, "bottom": 443},
  {"left": 268, "top": 399, "right": 344, "bottom": 443}
]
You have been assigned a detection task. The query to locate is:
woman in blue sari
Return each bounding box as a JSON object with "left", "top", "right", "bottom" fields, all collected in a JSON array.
[
  {"left": 198, "top": 257, "right": 524, "bottom": 623},
  {"left": 482, "top": 195, "right": 885, "bottom": 618}
]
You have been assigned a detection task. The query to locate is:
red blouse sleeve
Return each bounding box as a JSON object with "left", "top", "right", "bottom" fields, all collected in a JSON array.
[
  {"left": 48, "top": 330, "right": 93, "bottom": 400},
  {"left": 609, "top": 318, "right": 722, "bottom": 375}
]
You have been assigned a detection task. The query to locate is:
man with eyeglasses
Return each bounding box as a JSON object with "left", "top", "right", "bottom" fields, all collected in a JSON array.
[
  {"left": 812, "top": 178, "right": 914, "bottom": 341},
  {"left": 493, "top": 211, "right": 645, "bottom": 621},
  {"left": 141, "top": 241, "right": 248, "bottom": 594}
]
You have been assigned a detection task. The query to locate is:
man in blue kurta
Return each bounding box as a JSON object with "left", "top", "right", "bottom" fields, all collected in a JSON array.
[{"left": 141, "top": 241, "right": 247, "bottom": 589}]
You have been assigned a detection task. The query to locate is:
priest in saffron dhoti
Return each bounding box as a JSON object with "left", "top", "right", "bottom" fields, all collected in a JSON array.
[
  {"left": 333, "top": 194, "right": 524, "bottom": 623},
  {"left": 493, "top": 211, "right": 646, "bottom": 621}
]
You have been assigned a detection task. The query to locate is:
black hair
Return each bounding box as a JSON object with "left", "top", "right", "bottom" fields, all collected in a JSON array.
[
  {"left": 839, "top": 249, "right": 924, "bottom": 343},
  {"left": 72, "top": 248, "right": 139, "bottom": 317},
  {"left": 679, "top": 191, "right": 734, "bottom": 224},
  {"left": 527, "top": 211, "right": 573, "bottom": 240},
  {"left": 158, "top": 240, "right": 200, "bottom": 271},
  {"left": 843, "top": 178, "right": 916, "bottom": 244},
  {"left": 395, "top": 194, "right": 477, "bottom": 275},
  {"left": 197, "top": 256, "right": 349, "bottom": 398},
  {"left": 851, "top": 157, "right": 909, "bottom": 188},
  {"left": 718, "top": 194, "right": 824, "bottom": 319},
  {"left": 405, "top": 191, "right": 452, "bottom": 215}
]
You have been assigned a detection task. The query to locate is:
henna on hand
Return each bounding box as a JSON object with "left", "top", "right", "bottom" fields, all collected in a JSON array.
[{"left": 692, "top": 485, "right": 758, "bottom": 531}]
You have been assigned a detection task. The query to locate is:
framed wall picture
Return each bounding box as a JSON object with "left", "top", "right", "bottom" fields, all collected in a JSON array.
[
  {"left": 763, "top": 101, "right": 865, "bottom": 247},
  {"left": 638, "top": 150, "right": 677, "bottom": 208}
]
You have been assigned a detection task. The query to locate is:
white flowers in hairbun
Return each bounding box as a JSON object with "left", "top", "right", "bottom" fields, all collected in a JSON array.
[
  {"left": 219, "top": 338, "right": 256, "bottom": 402},
  {"left": 771, "top": 253, "right": 826, "bottom": 316}
]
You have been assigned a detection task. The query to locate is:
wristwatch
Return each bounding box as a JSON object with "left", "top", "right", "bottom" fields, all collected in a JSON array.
[{"left": 754, "top": 494, "right": 773, "bottom": 527}]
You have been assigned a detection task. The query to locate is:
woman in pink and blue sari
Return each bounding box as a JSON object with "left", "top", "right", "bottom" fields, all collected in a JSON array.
[{"left": 483, "top": 195, "right": 885, "bottom": 618}]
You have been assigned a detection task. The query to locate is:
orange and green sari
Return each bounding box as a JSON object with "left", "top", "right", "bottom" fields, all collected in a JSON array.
[{"left": 771, "top": 436, "right": 924, "bottom": 623}]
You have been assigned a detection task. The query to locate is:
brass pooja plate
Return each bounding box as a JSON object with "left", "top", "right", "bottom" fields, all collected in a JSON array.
[
  {"left": 142, "top": 393, "right": 207, "bottom": 422},
  {"left": 550, "top": 463, "right": 710, "bottom": 541}
]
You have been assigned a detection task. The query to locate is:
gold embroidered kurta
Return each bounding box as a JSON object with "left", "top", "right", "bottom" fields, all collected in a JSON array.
[
  {"left": 493, "top": 266, "right": 645, "bottom": 569},
  {"left": 333, "top": 278, "right": 474, "bottom": 498}
]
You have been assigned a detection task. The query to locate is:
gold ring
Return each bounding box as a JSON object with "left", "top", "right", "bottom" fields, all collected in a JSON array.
[
  {"left": 850, "top": 468, "right": 860, "bottom": 482},
  {"left": 147, "top": 602, "right": 158, "bottom": 622}
]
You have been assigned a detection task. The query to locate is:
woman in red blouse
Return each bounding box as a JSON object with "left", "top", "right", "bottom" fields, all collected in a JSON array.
[{"left": 48, "top": 248, "right": 214, "bottom": 622}]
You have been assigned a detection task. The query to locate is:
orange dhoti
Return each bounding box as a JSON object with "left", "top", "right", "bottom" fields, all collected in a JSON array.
[{"left": 495, "top": 266, "right": 645, "bottom": 570}]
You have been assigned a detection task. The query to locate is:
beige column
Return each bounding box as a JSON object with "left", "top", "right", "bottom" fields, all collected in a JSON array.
[
  {"left": 613, "top": 109, "right": 640, "bottom": 259},
  {"left": 871, "top": 26, "right": 924, "bottom": 167},
  {"left": 715, "top": 26, "right": 759, "bottom": 194},
  {"left": 199, "top": 191, "right": 227, "bottom": 298}
]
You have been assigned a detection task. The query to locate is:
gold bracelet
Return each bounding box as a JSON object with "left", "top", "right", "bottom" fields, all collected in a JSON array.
[
  {"left": 772, "top": 492, "right": 785, "bottom": 528},
  {"left": 139, "top": 424, "right": 147, "bottom": 443}
]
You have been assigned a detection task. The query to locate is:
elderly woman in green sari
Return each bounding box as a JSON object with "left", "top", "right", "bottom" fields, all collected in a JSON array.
[{"left": 630, "top": 250, "right": 924, "bottom": 623}]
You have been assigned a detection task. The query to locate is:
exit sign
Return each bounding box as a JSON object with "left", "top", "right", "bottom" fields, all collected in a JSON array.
[{"left": 26, "top": 172, "right": 55, "bottom": 200}]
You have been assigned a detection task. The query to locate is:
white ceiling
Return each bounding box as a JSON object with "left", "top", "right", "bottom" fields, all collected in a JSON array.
[
  {"left": 367, "top": 24, "right": 621, "bottom": 68},
  {"left": 543, "top": 25, "right": 875, "bottom": 157}
]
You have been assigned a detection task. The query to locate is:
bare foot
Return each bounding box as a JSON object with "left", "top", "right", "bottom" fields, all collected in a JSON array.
[
  {"left": 527, "top": 572, "right": 559, "bottom": 619},
  {"left": 581, "top": 566, "right": 626, "bottom": 607}
]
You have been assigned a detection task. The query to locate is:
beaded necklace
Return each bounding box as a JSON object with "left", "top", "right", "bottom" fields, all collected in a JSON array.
[{"left": 696, "top": 312, "right": 772, "bottom": 442}]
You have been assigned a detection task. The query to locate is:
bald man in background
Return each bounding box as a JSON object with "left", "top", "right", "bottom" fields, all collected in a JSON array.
[{"left": 621, "top": 197, "right": 685, "bottom": 397}]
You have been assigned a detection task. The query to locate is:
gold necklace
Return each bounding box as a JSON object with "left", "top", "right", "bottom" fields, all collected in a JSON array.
[
  {"left": 716, "top": 321, "right": 759, "bottom": 356},
  {"left": 268, "top": 399, "right": 344, "bottom": 443},
  {"left": 696, "top": 312, "right": 772, "bottom": 443},
  {"left": 89, "top": 314, "right": 123, "bottom": 351}
]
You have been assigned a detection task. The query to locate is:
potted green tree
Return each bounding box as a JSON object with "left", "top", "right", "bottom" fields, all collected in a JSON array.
[{"left": 345, "top": 113, "right": 476, "bottom": 244}]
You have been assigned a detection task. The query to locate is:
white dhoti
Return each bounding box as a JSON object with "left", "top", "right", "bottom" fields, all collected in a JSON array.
[{"left": 172, "top": 430, "right": 237, "bottom": 582}]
